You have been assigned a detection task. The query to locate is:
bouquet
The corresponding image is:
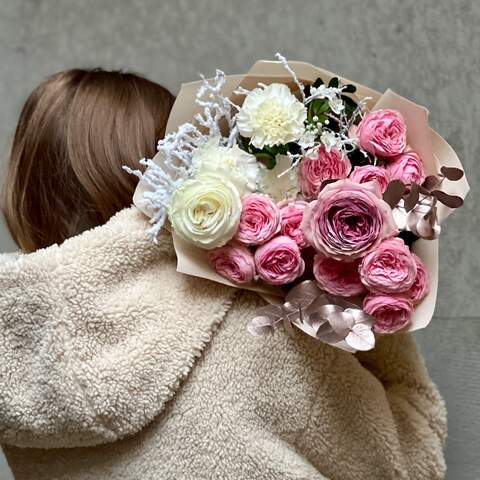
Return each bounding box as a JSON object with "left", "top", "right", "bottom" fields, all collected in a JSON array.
[{"left": 129, "top": 55, "right": 469, "bottom": 352}]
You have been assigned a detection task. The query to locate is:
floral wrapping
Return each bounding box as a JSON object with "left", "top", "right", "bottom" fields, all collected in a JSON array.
[{"left": 129, "top": 56, "right": 469, "bottom": 352}]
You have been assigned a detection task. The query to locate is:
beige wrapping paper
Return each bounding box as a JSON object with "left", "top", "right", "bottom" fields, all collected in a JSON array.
[{"left": 134, "top": 60, "right": 469, "bottom": 337}]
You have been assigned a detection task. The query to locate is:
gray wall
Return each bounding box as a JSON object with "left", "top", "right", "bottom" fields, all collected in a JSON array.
[{"left": 0, "top": 0, "right": 479, "bottom": 479}]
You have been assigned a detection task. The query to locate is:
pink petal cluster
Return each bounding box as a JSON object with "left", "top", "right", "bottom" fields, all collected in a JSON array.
[
  {"left": 387, "top": 150, "right": 426, "bottom": 186},
  {"left": 208, "top": 243, "right": 256, "bottom": 285},
  {"left": 198, "top": 99, "right": 432, "bottom": 340},
  {"left": 349, "top": 165, "right": 390, "bottom": 194},
  {"left": 357, "top": 109, "right": 407, "bottom": 158},
  {"left": 408, "top": 253, "right": 429, "bottom": 304},
  {"left": 363, "top": 293, "right": 413, "bottom": 334},
  {"left": 301, "top": 180, "right": 397, "bottom": 260},
  {"left": 299, "top": 146, "right": 351, "bottom": 199},
  {"left": 255, "top": 236, "right": 305, "bottom": 285},
  {"left": 235, "top": 194, "right": 280, "bottom": 245},
  {"left": 278, "top": 200, "right": 308, "bottom": 248},
  {"left": 313, "top": 254, "right": 365, "bottom": 297},
  {"left": 359, "top": 238, "right": 417, "bottom": 294}
]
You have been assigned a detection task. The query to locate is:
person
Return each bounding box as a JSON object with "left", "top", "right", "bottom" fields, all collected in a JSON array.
[{"left": 0, "top": 69, "right": 446, "bottom": 480}]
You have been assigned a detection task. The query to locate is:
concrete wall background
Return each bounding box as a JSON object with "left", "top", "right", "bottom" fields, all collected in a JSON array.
[{"left": 0, "top": 0, "right": 479, "bottom": 478}]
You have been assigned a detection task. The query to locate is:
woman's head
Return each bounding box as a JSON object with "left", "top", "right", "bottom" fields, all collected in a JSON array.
[{"left": 3, "top": 69, "right": 174, "bottom": 252}]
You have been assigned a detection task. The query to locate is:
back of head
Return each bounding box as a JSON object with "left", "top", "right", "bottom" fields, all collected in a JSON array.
[{"left": 2, "top": 69, "right": 174, "bottom": 252}]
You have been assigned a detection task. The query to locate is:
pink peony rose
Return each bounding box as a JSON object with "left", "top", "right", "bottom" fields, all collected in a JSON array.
[
  {"left": 301, "top": 180, "right": 398, "bottom": 260},
  {"left": 299, "top": 145, "right": 351, "bottom": 199},
  {"left": 357, "top": 109, "right": 407, "bottom": 158},
  {"left": 278, "top": 200, "right": 308, "bottom": 248},
  {"left": 349, "top": 165, "right": 390, "bottom": 194},
  {"left": 359, "top": 238, "right": 417, "bottom": 294},
  {"left": 363, "top": 293, "right": 413, "bottom": 334},
  {"left": 235, "top": 194, "right": 280, "bottom": 245},
  {"left": 254, "top": 236, "right": 305, "bottom": 285},
  {"left": 208, "top": 243, "right": 256, "bottom": 284},
  {"left": 387, "top": 150, "right": 426, "bottom": 186},
  {"left": 313, "top": 254, "right": 365, "bottom": 297},
  {"left": 408, "top": 253, "right": 429, "bottom": 304}
]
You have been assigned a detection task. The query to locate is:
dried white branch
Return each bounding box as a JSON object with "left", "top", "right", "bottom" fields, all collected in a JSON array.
[
  {"left": 125, "top": 69, "right": 239, "bottom": 238},
  {"left": 277, "top": 152, "right": 303, "bottom": 177},
  {"left": 275, "top": 52, "right": 305, "bottom": 102},
  {"left": 124, "top": 157, "right": 184, "bottom": 240},
  {"left": 233, "top": 86, "right": 252, "bottom": 96}
]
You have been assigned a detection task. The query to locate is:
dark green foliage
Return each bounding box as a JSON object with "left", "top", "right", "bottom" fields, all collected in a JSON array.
[
  {"left": 347, "top": 148, "right": 370, "bottom": 168},
  {"left": 397, "top": 230, "right": 419, "bottom": 248},
  {"left": 341, "top": 95, "right": 358, "bottom": 120},
  {"left": 342, "top": 84, "right": 357, "bottom": 93},
  {"left": 307, "top": 98, "right": 330, "bottom": 123},
  {"left": 328, "top": 77, "right": 339, "bottom": 88},
  {"left": 239, "top": 136, "right": 301, "bottom": 170}
]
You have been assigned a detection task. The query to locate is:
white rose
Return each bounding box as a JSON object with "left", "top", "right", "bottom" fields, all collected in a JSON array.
[
  {"left": 168, "top": 173, "right": 241, "bottom": 249},
  {"left": 192, "top": 137, "right": 259, "bottom": 194},
  {"left": 237, "top": 83, "right": 307, "bottom": 149}
]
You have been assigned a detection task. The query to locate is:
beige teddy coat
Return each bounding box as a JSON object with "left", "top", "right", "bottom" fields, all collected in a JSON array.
[{"left": 0, "top": 207, "right": 446, "bottom": 479}]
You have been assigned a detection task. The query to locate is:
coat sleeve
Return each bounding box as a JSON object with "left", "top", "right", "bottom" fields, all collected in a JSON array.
[
  {"left": 0, "top": 245, "right": 167, "bottom": 450},
  {"left": 355, "top": 333, "right": 447, "bottom": 479},
  {"left": 190, "top": 291, "right": 447, "bottom": 480},
  {"left": 0, "top": 250, "right": 95, "bottom": 449},
  {"left": 238, "top": 327, "right": 448, "bottom": 480},
  {"left": 0, "top": 209, "right": 235, "bottom": 450}
]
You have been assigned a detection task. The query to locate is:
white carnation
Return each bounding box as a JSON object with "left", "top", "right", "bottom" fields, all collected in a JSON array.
[
  {"left": 237, "top": 83, "right": 307, "bottom": 149},
  {"left": 191, "top": 137, "right": 259, "bottom": 194}
]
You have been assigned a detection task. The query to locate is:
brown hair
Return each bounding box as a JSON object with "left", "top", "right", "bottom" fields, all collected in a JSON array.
[{"left": 2, "top": 69, "right": 174, "bottom": 252}]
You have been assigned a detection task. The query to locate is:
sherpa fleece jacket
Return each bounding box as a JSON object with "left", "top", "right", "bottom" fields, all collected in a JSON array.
[{"left": 0, "top": 207, "right": 446, "bottom": 480}]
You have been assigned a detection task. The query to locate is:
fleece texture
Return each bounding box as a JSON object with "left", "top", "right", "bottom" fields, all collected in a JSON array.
[{"left": 0, "top": 207, "right": 446, "bottom": 479}]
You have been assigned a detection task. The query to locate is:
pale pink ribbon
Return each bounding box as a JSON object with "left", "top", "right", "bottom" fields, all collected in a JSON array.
[{"left": 248, "top": 280, "right": 375, "bottom": 351}]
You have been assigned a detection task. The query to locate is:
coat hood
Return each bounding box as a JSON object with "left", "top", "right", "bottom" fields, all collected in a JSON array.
[{"left": 0, "top": 207, "right": 236, "bottom": 448}]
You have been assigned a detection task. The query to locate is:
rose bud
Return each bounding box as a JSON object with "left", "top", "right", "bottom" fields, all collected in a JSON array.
[
  {"left": 363, "top": 293, "right": 413, "bottom": 334},
  {"left": 313, "top": 254, "right": 365, "bottom": 297},
  {"left": 357, "top": 109, "right": 407, "bottom": 158},
  {"left": 278, "top": 200, "right": 308, "bottom": 248},
  {"left": 349, "top": 165, "right": 390, "bottom": 194},
  {"left": 254, "top": 236, "right": 305, "bottom": 285},
  {"left": 387, "top": 150, "right": 426, "bottom": 186},
  {"left": 235, "top": 194, "right": 281, "bottom": 246},
  {"left": 208, "top": 243, "right": 256, "bottom": 285},
  {"left": 299, "top": 145, "right": 351, "bottom": 199},
  {"left": 408, "top": 253, "right": 429, "bottom": 304},
  {"left": 359, "top": 238, "right": 417, "bottom": 294}
]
